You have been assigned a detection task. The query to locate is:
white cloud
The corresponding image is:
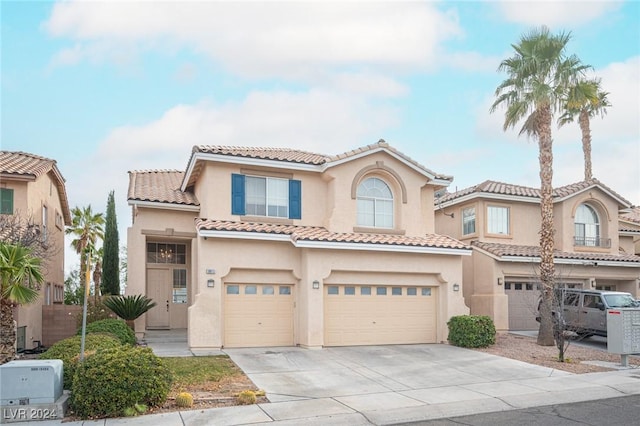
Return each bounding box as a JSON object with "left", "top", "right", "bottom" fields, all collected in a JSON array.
[
  {"left": 496, "top": 0, "right": 622, "bottom": 27},
  {"left": 443, "top": 51, "right": 502, "bottom": 73},
  {"left": 43, "top": 1, "right": 462, "bottom": 80}
]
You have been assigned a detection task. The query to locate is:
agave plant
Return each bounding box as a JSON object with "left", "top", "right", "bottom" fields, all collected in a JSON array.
[{"left": 103, "top": 294, "right": 157, "bottom": 329}]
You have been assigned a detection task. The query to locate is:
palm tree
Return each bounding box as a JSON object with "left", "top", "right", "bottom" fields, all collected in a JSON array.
[
  {"left": 0, "top": 242, "right": 44, "bottom": 363},
  {"left": 491, "top": 26, "right": 590, "bottom": 346},
  {"left": 66, "top": 206, "right": 105, "bottom": 297},
  {"left": 558, "top": 79, "right": 610, "bottom": 181}
]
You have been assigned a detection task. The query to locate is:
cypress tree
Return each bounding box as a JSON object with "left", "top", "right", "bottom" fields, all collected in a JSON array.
[{"left": 101, "top": 191, "right": 120, "bottom": 295}]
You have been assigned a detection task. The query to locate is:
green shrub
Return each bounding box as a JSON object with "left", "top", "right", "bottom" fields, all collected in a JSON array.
[
  {"left": 39, "top": 333, "right": 121, "bottom": 389},
  {"left": 447, "top": 315, "right": 496, "bottom": 348},
  {"left": 236, "top": 390, "right": 257, "bottom": 405},
  {"left": 103, "top": 294, "right": 157, "bottom": 323},
  {"left": 78, "top": 318, "right": 136, "bottom": 345},
  {"left": 71, "top": 346, "right": 172, "bottom": 419}
]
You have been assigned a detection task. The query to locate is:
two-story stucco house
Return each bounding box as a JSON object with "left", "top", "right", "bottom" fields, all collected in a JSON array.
[
  {"left": 127, "top": 140, "right": 471, "bottom": 351},
  {"left": 0, "top": 151, "right": 71, "bottom": 352},
  {"left": 434, "top": 179, "right": 640, "bottom": 332}
]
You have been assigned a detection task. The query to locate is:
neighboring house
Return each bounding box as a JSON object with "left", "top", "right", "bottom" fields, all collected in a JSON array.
[
  {"left": 0, "top": 151, "right": 71, "bottom": 351},
  {"left": 127, "top": 140, "right": 471, "bottom": 351},
  {"left": 435, "top": 179, "right": 640, "bottom": 332},
  {"left": 619, "top": 207, "right": 640, "bottom": 256}
]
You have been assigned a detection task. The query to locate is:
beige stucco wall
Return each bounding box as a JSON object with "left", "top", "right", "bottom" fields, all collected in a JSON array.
[
  {"left": 187, "top": 236, "right": 468, "bottom": 350},
  {"left": 2, "top": 171, "right": 67, "bottom": 348}
]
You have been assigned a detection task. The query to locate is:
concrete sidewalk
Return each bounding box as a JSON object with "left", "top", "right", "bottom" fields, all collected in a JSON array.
[{"left": 15, "top": 332, "right": 640, "bottom": 426}]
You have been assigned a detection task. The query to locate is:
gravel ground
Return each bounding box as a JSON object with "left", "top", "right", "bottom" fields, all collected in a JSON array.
[{"left": 472, "top": 332, "right": 640, "bottom": 374}]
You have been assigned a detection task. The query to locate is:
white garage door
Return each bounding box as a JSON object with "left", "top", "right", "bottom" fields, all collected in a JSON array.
[
  {"left": 324, "top": 285, "right": 437, "bottom": 346},
  {"left": 224, "top": 284, "right": 294, "bottom": 348},
  {"left": 505, "top": 282, "right": 540, "bottom": 330}
]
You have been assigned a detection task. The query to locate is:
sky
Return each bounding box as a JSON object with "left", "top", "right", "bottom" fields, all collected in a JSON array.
[{"left": 2, "top": 1, "right": 639, "bottom": 274}]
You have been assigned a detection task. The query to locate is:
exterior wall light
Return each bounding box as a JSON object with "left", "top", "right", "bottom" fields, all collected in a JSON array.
[
  {"left": 453, "top": 283, "right": 460, "bottom": 292},
  {"left": 312, "top": 280, "right": 320, "bottom": 289},
  {"left": 207, "top": 279, "right": 215, "bottom": 288},
  {"left": 497, "top": 278, "right": 503, "bottom": 286}
]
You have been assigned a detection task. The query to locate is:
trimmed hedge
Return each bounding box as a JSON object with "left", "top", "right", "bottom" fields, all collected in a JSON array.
[
  {"left": 447, "top": 315, "right": 496, "bottom": 348},
  {"left": 38, "top": 333, "right": 122, "bottom": 389},
  {"left": 78, "top": 318, "right": 136, "bottom": 345},
  {"left": 71, "top": 346, "right": 172, "bottom": 419}
]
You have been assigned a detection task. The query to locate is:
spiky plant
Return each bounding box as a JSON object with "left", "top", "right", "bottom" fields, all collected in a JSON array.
[{"left": 103, "top": 295, "right": 157, "bottom": 329}]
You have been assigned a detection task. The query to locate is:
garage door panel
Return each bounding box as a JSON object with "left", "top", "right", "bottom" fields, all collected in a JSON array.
[
  {"left": 324, "top": 285, "right": 437, "bottom": 346},
  {"left": 224, "top": 284, "right": 293, "bottom": 348},
  {"left": 506, "top": 282, "right": 540, "bottom": 331}
]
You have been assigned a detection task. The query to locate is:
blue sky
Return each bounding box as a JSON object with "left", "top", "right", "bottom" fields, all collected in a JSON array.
[{"left": 2, "top": 1, "right": 639, "bottom": 271}]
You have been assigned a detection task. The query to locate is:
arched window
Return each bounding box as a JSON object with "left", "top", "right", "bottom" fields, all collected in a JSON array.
[
  {"left": 357, "top": 177, "right": 393, "bottom": 228},
  {"left": 575, "top": 204, "right": 600, "bottom": 246}
]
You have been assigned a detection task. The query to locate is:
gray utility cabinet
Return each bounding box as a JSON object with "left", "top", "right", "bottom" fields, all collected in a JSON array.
[
  {"left": 0, "top": 359, "right": 63, "bottom": 405},
  {"left": 607, "top": 308, "right": 640, "bottom": 366}
]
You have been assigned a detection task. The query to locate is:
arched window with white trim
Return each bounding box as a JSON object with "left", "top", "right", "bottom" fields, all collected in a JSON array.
[
  {"left": 575, "top": 204, "right": 600, "bottom": 246},
  {"left": 356, "top": 177, "right": 393, "bottom": 228}
]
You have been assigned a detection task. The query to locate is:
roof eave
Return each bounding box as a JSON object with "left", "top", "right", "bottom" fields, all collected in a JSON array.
[{"left": 128, "top": 200, "right": 200, "bottom": 212}]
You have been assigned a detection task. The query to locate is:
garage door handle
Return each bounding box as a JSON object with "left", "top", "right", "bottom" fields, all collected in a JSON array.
[
  {"left": 372, "top": 321, "right": 376, "bottom": 324},
  {"left": 258, "top": 322, "right": 262, "bottom": 325}
]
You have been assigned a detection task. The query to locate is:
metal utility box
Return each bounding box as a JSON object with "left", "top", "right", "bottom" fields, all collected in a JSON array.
[
  {"left": 0, "top": 359, "right": 63, "bottom": 405},
  {"left": 607, "top": 308, "right": 640, "bottom": 366}
]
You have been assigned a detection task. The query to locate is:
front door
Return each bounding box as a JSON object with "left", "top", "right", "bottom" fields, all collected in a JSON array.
[{"left": 147, "top": 269, "right": 170, "bottom": 329}]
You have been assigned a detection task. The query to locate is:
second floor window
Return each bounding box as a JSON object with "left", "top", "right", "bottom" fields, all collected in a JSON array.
[
  {"left": 232, "top": 174, "right": 301, "bottom": 219},
  {"left": 575, "top": 204, "right": 600, "bottom": 246},
  {"left": 42, "top": 205, "right": 48, "bottom": 243},
  {"left": 462, "top": 207, "right": 475, "bottom": 235},
  {"left": 487, "top": 205, "right": 509, "bottom": 235},
  {"left": 357, "top": 177, "right": 393, "bottom": 228}
]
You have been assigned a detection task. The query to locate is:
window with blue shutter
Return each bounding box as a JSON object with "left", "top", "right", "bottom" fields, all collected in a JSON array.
[
  {"left": 231, "top": 174, "right": 245, "bottom": 215},
  {"left": 231, "top": 174, "right": 301, "bottom": 219},
  {"left": 289, "top": 179, "right": 301, "bottom": 219}
]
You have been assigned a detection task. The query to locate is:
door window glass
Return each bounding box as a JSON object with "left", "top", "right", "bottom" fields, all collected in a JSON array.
[
  {"left": 422, "top": 288, "right": 432, "bottom": 296},
  {"left": 279, "top": 286, "right": 291, "bottom": 295},
  {"left": 262, "top": 285, "right": 274, "bottom": 295},
  {"left": 361, "top": 286, "right": 371, "bottom": 295},
  {"left": 327, "top": 286, "right": 339, "bottom": 295},
  {"left": 227, "top": 285, "right": 239, "bottom": 295},
  {"left": 345, "top": 286, "right": 356, "bottom": 295},
  {"left": 376, "top": 287, "right": 387, "bottom": 295},
  {"left": 172, "top": 269, "right": 187, "bottom": 303},
  {"left": 245, "top": 285, "right": 257, "bottom": 295}
]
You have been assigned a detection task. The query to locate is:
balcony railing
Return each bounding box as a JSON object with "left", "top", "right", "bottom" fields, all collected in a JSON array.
[{"left": 574, "top": 236, "right": 611, "bottom": 248}]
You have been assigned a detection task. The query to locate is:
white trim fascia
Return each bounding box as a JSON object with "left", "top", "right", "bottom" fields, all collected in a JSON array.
[
  {"left": 554, "top": 184, "right": 632, "bottom": 207},
  {"left": 294, "top": 239, "right": 472, "bottom": 255},
  {"left": 128, "top": 200, "right": 200, "bottom": 212},
  {"left": 323, "top": 147, "right": 451, "bottom": 185},
  {"left": 198, "top": 229, "right": 291, "bottom": 242},
  {"left": 620, "top": 230, "right": 640, "bottom": 236},
  {"left": 181, "top": 152, "right": 321, "bottom": 191},
  {"left": 499, "top": 255, "right": 640, "bottom": 268},
  {"left": 437, "top": 192, "right": 540, "bottom": 209}
]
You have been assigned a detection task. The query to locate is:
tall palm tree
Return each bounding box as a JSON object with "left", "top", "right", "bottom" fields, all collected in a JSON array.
[
  {"left": 0, "top": 242, "right": 44, "bottom": 364},
  {"left": 558, "top": 79, "right": 610, "bottom": 181},
  {"left": 490, "top": 26, "right": 590, "bottom": 346},
  {"left": 66, "top": 206, "right": 105, "bottom": 297}
]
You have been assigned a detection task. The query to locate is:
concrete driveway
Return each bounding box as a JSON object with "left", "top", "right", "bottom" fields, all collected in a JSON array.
[{"left": 224, "top": 344, "right": 574, "bottom": 419}]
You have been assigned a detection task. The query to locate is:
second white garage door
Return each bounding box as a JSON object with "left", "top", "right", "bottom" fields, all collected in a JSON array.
[
  {"left": 505, "top": 282, "right": 540, "bottom": 330},
  {"left": 324, "top": 285, "right": 437, "bottom": 346},
  {"left": 224, "top": 284, "right": 294, "bottom": 348}
]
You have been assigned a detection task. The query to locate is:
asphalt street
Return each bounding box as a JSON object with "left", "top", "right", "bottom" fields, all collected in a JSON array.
[{"left": 399, "top": 394, "right": 640, "bottom": 425}]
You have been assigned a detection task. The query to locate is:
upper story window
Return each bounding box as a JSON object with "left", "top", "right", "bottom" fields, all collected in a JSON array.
[
  {"left": 0, "top": 188, "right": 13, "bottom": 214},
  {"left": 42, "top": 205, "right": 48, "bottom": 243},
  {"left": 462, "top": 206, "right": 476, "bottom": 235},
  {"left": 147, "top": 242, "right": 187, "bottom": 264},
  {"left": 231, "top": 174, "right": 301, "bottom": 219},
  {"left": 575, "top": 204, "right": 602, "bottom": 247},
  {"left": 487, "top": 205, "right": 509, "bottom": 235},
  {"left": 356, "top": 177, "right": 393, "bottom": 228}
]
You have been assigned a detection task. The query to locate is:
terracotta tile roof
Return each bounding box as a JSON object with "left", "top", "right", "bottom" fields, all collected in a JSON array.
[
  {"left": 183, "top": 140, "right": 452, "bottom": 190},
  {"left": 195, "top": 219, "right": 470, "bottom": 251},
  {"left": 439, "top": 178, "right": 631, "bottom": 206},
  {"left": 128, "top": 170, "right": 199, "bottom": 206},
  {"left": 472, "top": 241, "right": 640, "bottom": 264},
  {"left": 194, "top": 145, "right": 329, "bottom": 165},
  {"left": 0, "top": 151, "right": 72, "bottom": 225},
  {"left": 620, "top": 207, "right": 640, "bottom": 225}
]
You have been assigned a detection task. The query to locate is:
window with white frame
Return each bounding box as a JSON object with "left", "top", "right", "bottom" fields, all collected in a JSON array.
[
  {"left": 462, "top": 206, "right": 476, "bottom": 235},
  {"left": 357, "top": 177, "right": 393, "bottom": 228},
  {"left": 575, "top": 204, "right": 600, "bottom": 246},
  {"left": 487, "top": 205, "right": 509, "bottom": 235},
  {"left": 246, "top": 176, "right": 289, "bottom": 218},
  {"left": 41, "top": 205, "right": 48, "bottom": 243}
]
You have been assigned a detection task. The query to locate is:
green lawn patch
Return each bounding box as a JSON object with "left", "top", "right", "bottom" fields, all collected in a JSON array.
[{"left": 163, "top": 356, "right": 241, "bottom": 389}]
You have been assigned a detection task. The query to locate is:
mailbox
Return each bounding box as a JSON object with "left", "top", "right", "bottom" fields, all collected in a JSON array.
[{"left": 607, "top": 308, "right": 640, "bottom": 367}]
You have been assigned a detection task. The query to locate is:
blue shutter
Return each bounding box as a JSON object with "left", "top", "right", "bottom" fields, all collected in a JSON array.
[
  {"left": 289, "top": 179, "right": 301, "bottom": 219},
  {"left": 231, "top": 174, "right": 245, "bottom": 215}
]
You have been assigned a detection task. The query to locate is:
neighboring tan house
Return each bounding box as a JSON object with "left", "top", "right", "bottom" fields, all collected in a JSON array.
[
  {"left": 127, "top": 140, "right": 471, "bottom": 351},
  {"left": 0, "top": 151, "right": 71, "bottom": 351},
  {"left": 434, "top": 179, "right": 640, "bottom": 332},
  {"left": 619, "top": 207, "right": 640, "bottom": 256}
]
